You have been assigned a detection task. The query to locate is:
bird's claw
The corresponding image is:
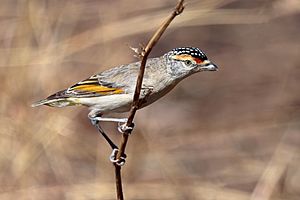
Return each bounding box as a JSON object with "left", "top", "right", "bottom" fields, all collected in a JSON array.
[
  {"left": 118, "top": 122, "right": 134, "bottom": 134},
  {"left": 109, "top": 148, "right": 127, "bottom": 166}
]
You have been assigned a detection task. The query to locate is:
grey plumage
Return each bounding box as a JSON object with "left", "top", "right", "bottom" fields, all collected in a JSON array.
[{"left": 32, "top": 47, "right": 218, "bottom": 115}]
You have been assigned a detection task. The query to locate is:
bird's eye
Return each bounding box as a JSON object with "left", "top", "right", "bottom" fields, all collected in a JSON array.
[{"left": 185, "top": 60, "right": 193, "bottom": 66}]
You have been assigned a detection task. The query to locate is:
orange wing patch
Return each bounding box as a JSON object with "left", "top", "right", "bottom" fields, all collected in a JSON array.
[
  {"left": 172, "top": 54, "right": 203, "bottom": 64},
  {"left": 71, "top": 84, "right": 124, "bottom": 94}
]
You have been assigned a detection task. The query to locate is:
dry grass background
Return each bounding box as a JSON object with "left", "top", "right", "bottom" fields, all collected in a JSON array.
[{"left": 0, "top": 0, "right": 300, "bottom": 199}]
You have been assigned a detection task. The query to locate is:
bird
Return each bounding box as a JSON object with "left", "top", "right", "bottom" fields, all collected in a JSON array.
[{"left": 32, "top": 47, "right": 218, "bottom": 125}]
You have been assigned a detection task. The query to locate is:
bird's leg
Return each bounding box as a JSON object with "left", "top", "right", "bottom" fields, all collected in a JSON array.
[
  {"left": 93, "top": 122, "right": 118, "bottom": 150},
  {"left": 88, "top": 111, "right": 127, "bottom": 165},
  {"left": 89, "top": 110, "right": 128, "bottom": 124},
  {"left": 88, "top": 110, "right": 133, "bottom": 134},
  {"left": 92, "top": 117, "right": 128, "bottom": 123}
]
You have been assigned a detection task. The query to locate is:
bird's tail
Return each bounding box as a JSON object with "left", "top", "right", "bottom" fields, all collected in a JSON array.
[
  {"left": 31, "top": 99, "right": 51, "bottom": 107},
  {"left": 31, "top": 98, "right": 73, "bottom": 108},
  {"left": 32, "top": 88, "right": 80, "bottom": 108}
]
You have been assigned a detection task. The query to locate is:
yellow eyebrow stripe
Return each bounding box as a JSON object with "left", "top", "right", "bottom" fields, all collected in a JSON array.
[
  {"left": 172, "top": 54, "right": 194, "bottom": 61},
  {"left": 172, "top": 54, "right": 203, "bottom": 64},
  {"left": 72, "top": 84, "right": 124, "bottom": 94}
]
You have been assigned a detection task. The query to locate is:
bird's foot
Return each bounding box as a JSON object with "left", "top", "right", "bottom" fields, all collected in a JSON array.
[
  {"left": 117, "top": 122, "right": 134, "bottom": 134},
  {"left": 109, "top": 148, "right": 127, "bottom": 166}
]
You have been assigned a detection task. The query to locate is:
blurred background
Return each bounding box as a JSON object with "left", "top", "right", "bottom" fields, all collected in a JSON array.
[{"left": 0, "top": 0, "right": 299, "bottom": 199}]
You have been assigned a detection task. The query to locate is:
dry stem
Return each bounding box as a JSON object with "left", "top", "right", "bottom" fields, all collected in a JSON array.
[{"left": 113, "top": 1, "right": 185, "bottom": 199}]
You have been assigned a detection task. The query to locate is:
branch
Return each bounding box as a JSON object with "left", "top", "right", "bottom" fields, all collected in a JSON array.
[
  {"left": 116, "top": 0, "right": 185, "bottom": 163},
  {"left": 114, "top": 1, "right": 185, "bottom": 199}
]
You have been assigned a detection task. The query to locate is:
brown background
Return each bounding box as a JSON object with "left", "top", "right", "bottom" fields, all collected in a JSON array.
[{"left": 0, "top": 0, "right": 299, "bottom": 199}]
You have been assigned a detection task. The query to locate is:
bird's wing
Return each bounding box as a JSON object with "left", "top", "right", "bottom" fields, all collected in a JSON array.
[
  {"left": 40, "top": 63, "right": 140, "bottom": 104},
  {"left": 66, "top": 59, "right": 158, "bottom": 98},
  {"left": 31, "top": 68, "right": 133, "bottom": 107},
  {"left": 40, "top": 74, "right": 127, "bottom": 102},
  {"left": 65, "top": 74, "right": 126, "bottom": 98}
]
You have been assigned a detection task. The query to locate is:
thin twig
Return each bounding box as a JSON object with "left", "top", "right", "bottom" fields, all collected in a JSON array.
[
  {"left": 115, "top": 165, "right": 123, "bottom": 200},
  {"left": 114, "top": 1, "right": 185, "bottom": 199}
]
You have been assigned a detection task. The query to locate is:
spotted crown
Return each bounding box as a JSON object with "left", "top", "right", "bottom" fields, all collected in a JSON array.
[{"left": 170, "top": 47, "right": 207, "bottom": 61}]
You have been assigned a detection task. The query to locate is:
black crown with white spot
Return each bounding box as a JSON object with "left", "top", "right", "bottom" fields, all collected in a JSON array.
[{"left": 170, "top": 47, "right": 207, "bottom": 60}]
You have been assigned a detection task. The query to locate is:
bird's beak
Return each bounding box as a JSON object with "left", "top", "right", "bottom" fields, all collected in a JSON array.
[{"left": 199, "top": 60, "right": 218, "bottom": 71}]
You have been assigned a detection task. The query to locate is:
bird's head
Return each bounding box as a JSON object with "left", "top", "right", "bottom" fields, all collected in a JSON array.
[{"left": 165, "top": 47, "right": 218, "bottom": 77}]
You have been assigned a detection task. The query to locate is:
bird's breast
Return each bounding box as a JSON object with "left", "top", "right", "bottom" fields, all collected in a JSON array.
[{"left": 139, "top": 78, "right": 178, "bottom": 108}]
